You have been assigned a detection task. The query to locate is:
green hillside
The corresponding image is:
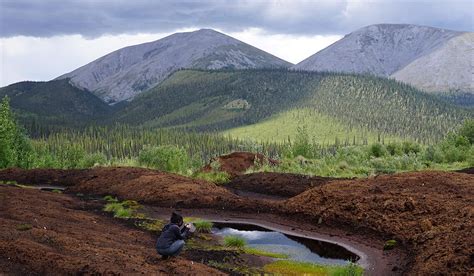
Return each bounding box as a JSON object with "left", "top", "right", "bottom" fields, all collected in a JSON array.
[
  {"left": 223, "top": 108, "right": 402, "bottom": 144},
  {"left": 0, "top": 79, "right": 113, "bottom": 134},
  {"left": 117, "top": 69, "right": 472, "bottom": 143}
]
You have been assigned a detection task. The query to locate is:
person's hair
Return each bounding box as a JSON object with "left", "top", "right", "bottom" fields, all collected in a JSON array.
[{"left": 170, "top": 212, "right": 183, "bottom": 224}]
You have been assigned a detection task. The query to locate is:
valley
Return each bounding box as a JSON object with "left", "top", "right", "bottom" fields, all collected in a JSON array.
[{"left": 1, "top": 18, "right": 473, "bottom": 275}]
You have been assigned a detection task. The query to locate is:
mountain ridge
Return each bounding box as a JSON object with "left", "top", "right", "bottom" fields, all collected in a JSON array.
[
  {"left": 292, "top": 24, "right": 472, "bottom": 94},
  {"left": 57, "top": 29, "right": 292, "bottom": 104}
]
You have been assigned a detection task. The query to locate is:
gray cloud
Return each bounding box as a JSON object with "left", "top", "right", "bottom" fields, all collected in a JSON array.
[{"left": 0, "top": 0, "right": 472, "bottom": 38}]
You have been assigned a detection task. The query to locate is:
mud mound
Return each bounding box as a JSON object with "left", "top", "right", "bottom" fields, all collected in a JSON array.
[
  {"left": 226, "top": 172, "right": 337, "bottom": 197},
  {"left": 456, "top": 167, "right": 474, "bottom": 174},
  {"left": 284, "top": 171, "right": 474, "bottom": 274},
  {"left": 0, "top": 167, "right": 86, "bottom": 186},
  {"left": 68, "top": 167, "right": 241, "bottom": 208},
  {"left": 0, "top": 167, "right": 274, "bottom": 211},
  {"left": 202, "top": 152, "right": 278, "bottom": 177},
  {"left": 0, "top": 186, "right": 221, "bottom": 275}
]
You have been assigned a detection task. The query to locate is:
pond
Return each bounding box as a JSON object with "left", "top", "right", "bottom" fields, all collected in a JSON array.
[{"left": 212, "top": 222, "right": 359, "bottom": 266}]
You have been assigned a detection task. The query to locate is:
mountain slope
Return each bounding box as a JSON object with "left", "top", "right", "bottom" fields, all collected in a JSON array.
[
  {"left": 115, "top": 69, "right": 472, "bottom": 143},
  {"left": 292, "top": 24, "right": 471, "bottom": 94},
  {"left": 0, "top": 79, "right": 113, "bottom": 132},
  {"left": 392, "top": 33, "right": 474, "bottom": 94},
  {"left": 293, "top": 24, "right": 462, "bottom": 76},
  {"left": 57, "top": 29, "right": 292, "bottom": 104}
]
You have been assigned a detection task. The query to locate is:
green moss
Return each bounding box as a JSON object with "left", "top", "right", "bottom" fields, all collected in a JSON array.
[
  {"left": 243, "top": 247, "right": 288, "bottom": 259},
  {"left": 16, "top": 223, "right": 33, "bottom": 231},
  {"left": 103, "top": 195, "right": 118, "bottom": 202},
  {"left": 264, "top": 260, "right": 363, "bottom": 276},
  {"left": 384, "top": 239, "right": 397, "bottom": 250},
  {"left": 103, "top": 202, "right": 123, "bottom": 213},
  {"left": 114, "top": 207, "right": 132, "bottom": 218},
  {"left": 136, "top": 219, "right": 166, "bottom": 232},
  {"left": 0, "top": 180, "right": 17, "bottom": 185},
  {"left": 52, "top": 189, "right": 62, "bottom": 193}
]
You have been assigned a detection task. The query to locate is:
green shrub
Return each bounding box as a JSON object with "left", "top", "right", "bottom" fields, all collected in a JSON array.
[
  {"left": 193, "top": 219, "right": 213, "bottom": 233},
  {"left": 386, "top": 142, "right": 403, "bottom": 156},
  {"left": 79, "top": 152, "right": 107, "bottom": 168},
  {"left": 368, "top": 143, "right": 387, "bottom": 158},
  {"left": 138, "top": 145, "right": 190, "bottom": 173},
  {"left": 223, "top": 235, "right": 246, "bottom": 248},
  {"left": 458, "top": 119, "right": 474, "bottom": 144},
  {"left": 56, "top": 144, "right": 85, "bottom": 169},
  {"left": 467, "top": 147, "right": 474, "bottom": 167},
  {"left": 402, "top": 141, "right": 421, "bottom": 154}
]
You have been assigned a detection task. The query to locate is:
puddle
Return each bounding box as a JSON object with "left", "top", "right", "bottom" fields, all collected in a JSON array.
[
  {"left": 20, "top": 185, "right": 66, "bottom": 192},
  {"left": 213, "top": 222, "right": 359, "bottom": 266}
]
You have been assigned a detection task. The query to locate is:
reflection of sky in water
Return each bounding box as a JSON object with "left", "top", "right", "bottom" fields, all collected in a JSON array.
[{"left": 213, "top": 227, "right": 348, "bottom": 265}]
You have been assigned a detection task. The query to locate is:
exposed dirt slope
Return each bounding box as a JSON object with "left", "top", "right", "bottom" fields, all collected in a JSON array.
[
  {"left": 1, "top": 168, "right": 472, "bottom": 274},
  {"left": 0, "top": 186, "right": 222, "bottom": 275},
  {"left": 284, "top": 171, "right": 474, "bottom": 275},
  {"left": 226, "top": 172, "right": 337, "bottom": 197},
  {"left": 202, "top": 152, "right": 278, "bottom": 177},
  {"left": 0, "top": 167, "right": 273, "bottom": 211}
]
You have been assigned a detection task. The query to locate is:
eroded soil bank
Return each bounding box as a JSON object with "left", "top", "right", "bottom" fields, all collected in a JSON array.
[
  {"left": 0, "top": 186, "right": 221, "bottom": 275},
  {"left": 1, "top": 167, "right": 473, "bottom": 274}
]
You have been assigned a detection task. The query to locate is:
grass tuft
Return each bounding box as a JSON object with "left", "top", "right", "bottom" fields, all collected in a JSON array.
[
  {"left": 193, "top": 219, "right": 213, "bottom": 233},
  {"left": 244, "top": 247, "right": 288, "bottom": 259},
  {"left": 224, "top": 235, "right": 246, "bottom": 248}
]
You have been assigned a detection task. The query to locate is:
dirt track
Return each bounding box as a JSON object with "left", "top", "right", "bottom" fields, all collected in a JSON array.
[{"left": 1, "top": 166, "right": 473, "bottom": 274}]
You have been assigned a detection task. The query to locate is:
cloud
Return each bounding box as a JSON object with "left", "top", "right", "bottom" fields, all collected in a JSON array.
[{"left": 0, "top": 0, "right": 472, "bottom": 38}]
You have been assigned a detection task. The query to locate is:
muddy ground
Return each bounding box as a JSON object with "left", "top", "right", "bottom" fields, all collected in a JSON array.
[
  {"left": 201, "top": 152, "right": 278, "bottom": 177},
  {"left": 0, "top": 186, "right": 221, "bottom": 275},
  {"left": 225, "top": 172, "right": 338, "bottom": 198},
  {"left": 1, "top": 166, "right": 473, "bottom": 274}
]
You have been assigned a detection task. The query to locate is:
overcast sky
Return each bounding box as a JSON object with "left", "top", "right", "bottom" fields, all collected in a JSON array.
[{"left": 0, "top": 0, "right": 472, "bottom": 86}]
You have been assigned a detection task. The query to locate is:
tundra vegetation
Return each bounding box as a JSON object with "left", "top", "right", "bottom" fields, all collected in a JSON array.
[{"left": 1, "top": 96, "right": 473, "bottom": 178}]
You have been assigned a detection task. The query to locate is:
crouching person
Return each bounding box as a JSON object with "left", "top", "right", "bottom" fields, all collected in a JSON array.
[{"left": 156, "top": 212, "right": 192, "bottom": 259}]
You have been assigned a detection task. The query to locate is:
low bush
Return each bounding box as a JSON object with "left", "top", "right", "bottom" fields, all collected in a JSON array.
[{"left": 138, "top": 145, "right": 190, "bottom": 173}]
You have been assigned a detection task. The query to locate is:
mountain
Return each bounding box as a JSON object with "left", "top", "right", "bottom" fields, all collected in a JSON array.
[
  {"left": 0, "top": 79, "right": 113, "bottom": 132},
  {"left": 115, "top": 69, "right": 472, "bottom": 143},
  {"left": 292, "top": 24, "right": 472, "bottom": 94},
  {"left": 57, "top": 29, "right": 292, "bottom": 104},
  {"left": 391, "top": 33, "right": 474, "bottom": 93}
]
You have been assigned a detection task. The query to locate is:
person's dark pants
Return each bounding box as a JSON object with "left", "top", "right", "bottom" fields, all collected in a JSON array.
[{"left": 157, "top": 240, "right": 185, "bottom": 257}]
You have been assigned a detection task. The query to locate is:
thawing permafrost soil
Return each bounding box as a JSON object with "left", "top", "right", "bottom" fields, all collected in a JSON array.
[
  {"left": 0, "top": 186, "right": 222, "bottom": 275},
  {"left": 0, "top": 167, "right": 473, "bottom": 274}
]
